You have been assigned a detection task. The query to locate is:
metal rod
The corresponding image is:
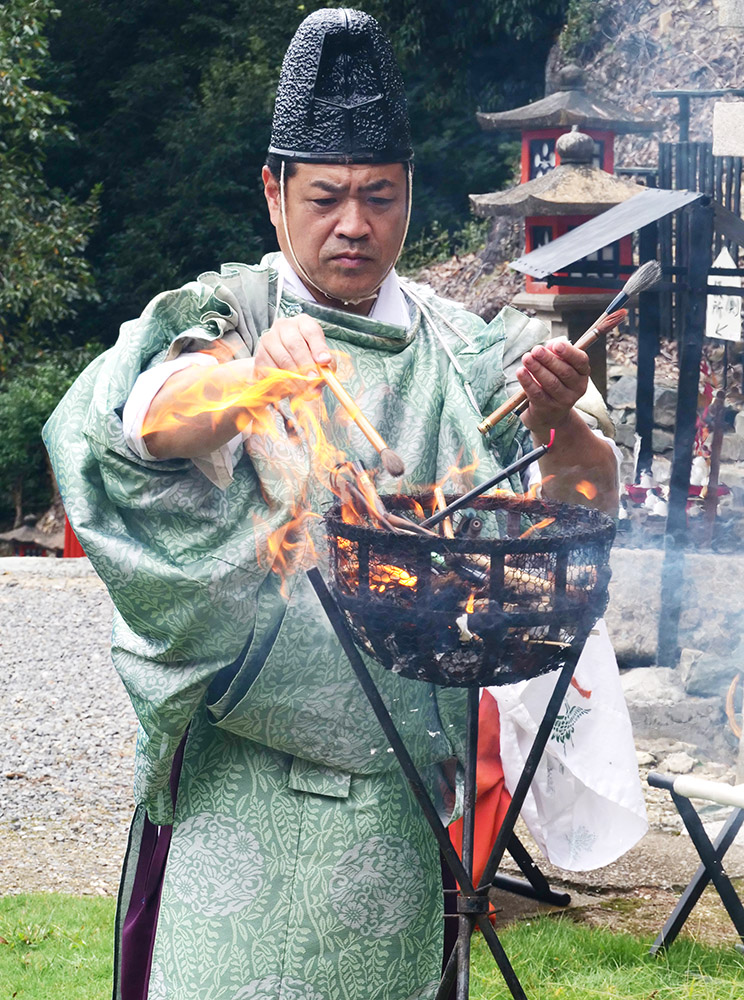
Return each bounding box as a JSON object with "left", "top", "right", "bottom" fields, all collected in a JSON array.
[
  {"left": 436, "top": 945, "right": 459, "bottom": 1000},
  {"left": 306, "top": 567, "right": 473, "bottom": 888},
  {"left": 635, "top": 223, "right": 660, "bottom": 480},
  {"left": 658, "top": 200, "right": 714, "bottom": 666},
  {"left": 307, "top": 567, "right": 530, "bottom": 1000},
  {"left": 456, "top": 688, "right": 480, "bottom": 1000},
  {"left": 420, "top": 441, "right": 552, "bottom": 529}
]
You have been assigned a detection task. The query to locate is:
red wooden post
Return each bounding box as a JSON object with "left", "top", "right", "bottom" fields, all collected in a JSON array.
[{"left": 63, "top": 515, "right": 86, "bottom": 558}]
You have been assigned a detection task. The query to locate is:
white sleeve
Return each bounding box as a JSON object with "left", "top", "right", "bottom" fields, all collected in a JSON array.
[{"left": 122, "top": 353, "right": 244, "bottom": 489}]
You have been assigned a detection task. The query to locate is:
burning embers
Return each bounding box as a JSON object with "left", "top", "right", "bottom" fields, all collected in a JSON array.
[{"left": 326, "top": 491, "right": 615, "bottom": 687}]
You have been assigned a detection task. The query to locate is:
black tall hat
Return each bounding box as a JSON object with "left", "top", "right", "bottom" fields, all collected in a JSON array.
[{"left": 269, "top": 8, "right": 413, "bottom": 164}]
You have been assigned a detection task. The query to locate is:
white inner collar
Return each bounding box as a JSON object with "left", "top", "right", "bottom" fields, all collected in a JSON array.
[{"left": 276, "top": 253, "right": 410, "bottom": 328}]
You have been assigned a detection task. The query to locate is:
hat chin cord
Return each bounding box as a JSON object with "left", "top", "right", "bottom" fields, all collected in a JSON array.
[{"left": 279, "top": 159, "right": 413, "bottom": 308}]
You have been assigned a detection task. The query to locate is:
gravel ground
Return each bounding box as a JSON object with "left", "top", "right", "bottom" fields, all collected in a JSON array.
[
  {"left": 0, "top": 558, "right": 137, "bottom": 896},
  {"left": 2, "top": 556, "right": 744, "bottom": 949}
]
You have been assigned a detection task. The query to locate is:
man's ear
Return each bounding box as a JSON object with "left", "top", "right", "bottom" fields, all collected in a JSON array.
[{"left": 262, "top": 165, "right": 280, "bottom": 228}]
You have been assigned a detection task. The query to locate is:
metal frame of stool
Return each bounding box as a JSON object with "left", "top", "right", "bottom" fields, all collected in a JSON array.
[
  {"left": 647, "top": 771, "right": 744, "bottom": 955},
  {"left": 308, "top": 567, "right": 581, "bottom": 1000}
]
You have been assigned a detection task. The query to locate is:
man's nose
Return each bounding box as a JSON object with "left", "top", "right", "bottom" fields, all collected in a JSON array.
[{"left": 335, "top": 198, "right": 370, "bottom": 241}]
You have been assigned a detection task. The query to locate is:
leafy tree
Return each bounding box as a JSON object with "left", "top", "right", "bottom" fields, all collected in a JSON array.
[
  {"left": 0, "top": 346, "right": 98, "bottom": 525},
  {"left": 46, "top": 0, "right": 568, "bottom": 344},
  {"left": 0, "top": 0, "right": 99, "bottom": 366}
]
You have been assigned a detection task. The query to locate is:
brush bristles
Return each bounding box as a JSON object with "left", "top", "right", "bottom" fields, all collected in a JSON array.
[
  {"left": 380, "top": 448, "right": 405, "bottom": 477},
  {"left": 623, "top": 260, "right": 662, "bottom": 298}
]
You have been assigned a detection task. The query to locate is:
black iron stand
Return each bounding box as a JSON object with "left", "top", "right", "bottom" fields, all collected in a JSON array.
[{"left": 307, "top": 567, "right": 580, "bottom": 1000}]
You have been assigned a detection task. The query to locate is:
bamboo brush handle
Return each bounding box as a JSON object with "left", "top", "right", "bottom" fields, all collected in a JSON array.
[
  {"left": 477, "top": 326, "right": 601, "bottom": 434},
  {"left": 320, "top": 367, "right": 389, "bottom": 455},
  {"left": 477, "top": 309, "right": 627, "bottom": 435}
]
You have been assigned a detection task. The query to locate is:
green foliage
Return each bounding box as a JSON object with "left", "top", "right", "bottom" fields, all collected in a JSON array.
[
  {"left": 44, "top": 0, "right": 569, "bottom": 341},
  {"left": 559, "top": 0, "right": 612, "bottom": 62},
  {"left": 398, "top": 218, "right": 490, "bottom": 276},
  {"left": 0, "top": 894, "right": 115, "bottom": 999},
  {"left": 0, "top": 0, "right": 99, "bottom": 358},
  {"left": 0, "top": 342, "right": 100, "bottom": 523}
]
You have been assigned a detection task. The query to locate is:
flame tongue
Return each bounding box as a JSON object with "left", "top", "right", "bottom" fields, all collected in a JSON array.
[
  {"left": 519, "top": 517, "right": 556, "bottom": 540},
  {"left": 576, "top": 480, "right": 598, "bottom": 501}
]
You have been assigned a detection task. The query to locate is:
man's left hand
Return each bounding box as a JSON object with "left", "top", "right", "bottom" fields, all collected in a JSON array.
[{"left": 516, "top": 339, "right": 590, "bottom": 436}]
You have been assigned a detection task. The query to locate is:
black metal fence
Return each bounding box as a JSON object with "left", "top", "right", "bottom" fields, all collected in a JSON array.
[{"left": 658, "top": 142, "right": 743, "bottom": 341}]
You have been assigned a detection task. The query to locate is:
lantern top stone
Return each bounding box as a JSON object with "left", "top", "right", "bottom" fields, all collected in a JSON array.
[
  {"left": 476, "top": 68, "right": 658, "bottom": 135},
  {"left": 556, "top": 125, "right": 594, "bottom": 164},
  {"left": 470, "top": 128, "right": 642, "bottom": 218}
]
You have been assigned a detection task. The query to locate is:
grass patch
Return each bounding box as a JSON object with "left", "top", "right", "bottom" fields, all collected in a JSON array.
[
  {"left": 472, "top": 915, "right": 744, "bottom": 999},
  {"left": 0, "top": 894, "right": 115, "bottom": 1000},
  {"left": 2, "top": 895, "right": 744, "bottom": 999}
]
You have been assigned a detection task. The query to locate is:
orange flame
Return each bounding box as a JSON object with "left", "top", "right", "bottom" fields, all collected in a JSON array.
[
  {"left": 142, "top": 355, "right": 550, "bottom": 591},
  {"left": 576, "top": 480, "right": 598, "bottom": 501},
  {"left": 519, "top": 517, "right": 556, "bottom": 540},
  {"left": 142, "top": 360, "right": 357, "bottom": 587},
  {"left": 465, "top": 591, "right": 476, "bottom": 614}
]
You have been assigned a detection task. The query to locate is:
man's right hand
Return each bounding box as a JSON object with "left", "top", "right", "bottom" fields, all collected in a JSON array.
[
  {"left": 254, "top": 314, "right": 335, "bottom": 379},
  {"left": 144, "top": 315, "right": 334, "bottom": 460}
]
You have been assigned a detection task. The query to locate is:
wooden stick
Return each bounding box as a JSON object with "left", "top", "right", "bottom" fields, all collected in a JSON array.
[
  {"left": 433, "top": 486, "right": 455, "bottom": 539},
  {"left": 320, "top": 367, "right": 405, "bottom": 476},
  {"left": 477, "top": 309, "right": 628, "bottom": 435}
]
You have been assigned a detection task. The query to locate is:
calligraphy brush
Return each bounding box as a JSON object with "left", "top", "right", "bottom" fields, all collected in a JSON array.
[
  {"left": 477, "top": 260, "right": 663, "bottom": 435},
  {"left": 319, "top": 366, "right": 405, "bottom": 477}
]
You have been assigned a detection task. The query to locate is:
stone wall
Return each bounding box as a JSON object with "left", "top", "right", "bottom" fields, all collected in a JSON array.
[{"left": 607, "top": 547, "right": 744, "bottom": 697}]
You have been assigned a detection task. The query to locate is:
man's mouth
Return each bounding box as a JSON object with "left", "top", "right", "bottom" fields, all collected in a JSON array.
[{"left": 331, "top": 253, "right": 372, "bottom": 268}]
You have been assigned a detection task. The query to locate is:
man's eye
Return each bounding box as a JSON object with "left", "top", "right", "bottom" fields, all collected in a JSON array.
[
  {"left": 312, "top": 198, "right": 336, "bottom": 207},
  {"left": 369, "top": 197, "right": 393, "bottom": 206}
]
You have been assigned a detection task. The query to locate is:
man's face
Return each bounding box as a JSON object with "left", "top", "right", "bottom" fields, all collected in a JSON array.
[{"left": 263, "top": 162, "right": 408, "bottom": 313}]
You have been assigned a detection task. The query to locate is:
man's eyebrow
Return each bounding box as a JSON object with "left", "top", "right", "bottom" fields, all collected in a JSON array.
[{"left": 308, "top": 178, "right": 397, "bottom": 194}]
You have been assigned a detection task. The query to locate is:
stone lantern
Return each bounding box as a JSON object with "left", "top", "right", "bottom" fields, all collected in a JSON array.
[{"left": 470, "top": 127, "right": 645, "bottom": 393}]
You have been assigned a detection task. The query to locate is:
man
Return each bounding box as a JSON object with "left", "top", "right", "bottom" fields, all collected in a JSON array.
[{"left": 45, "top": 10, "right": 625, "bottom": 1000}]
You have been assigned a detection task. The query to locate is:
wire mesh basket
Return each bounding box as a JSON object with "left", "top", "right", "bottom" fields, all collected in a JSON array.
[{"left": 325, "top": 493, "right": 615, "bottom": 687}]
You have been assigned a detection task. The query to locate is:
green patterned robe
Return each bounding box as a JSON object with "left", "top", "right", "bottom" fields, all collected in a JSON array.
[{"left": 44, "top": 255, "right": 541, "bottom": 1000}]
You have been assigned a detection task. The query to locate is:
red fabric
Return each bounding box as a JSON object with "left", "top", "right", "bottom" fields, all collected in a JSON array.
[
  {"left": 449, "top": 689, "right": 512, "bottom": 889},
  {"left": 63, "top": 516, "right": 86, "bottom": 558}
]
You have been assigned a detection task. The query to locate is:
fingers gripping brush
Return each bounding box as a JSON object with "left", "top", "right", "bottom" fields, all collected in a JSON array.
[
  {"left": 319, "top": 366, "right": 406, "bottom": 477},
  {"left": 477, "top": 260, "right": 663, "bottom": 434}
]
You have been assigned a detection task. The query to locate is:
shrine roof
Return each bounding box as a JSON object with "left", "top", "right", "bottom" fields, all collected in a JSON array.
[
  {"left": 470, "top": 163, "right": 643, "bottom": 218},
  {"left": 508, "top": 188, "right": 703, "bottom": 279},
  {"left": 477, "top": 86, "right": 658, "bottom": 136}
]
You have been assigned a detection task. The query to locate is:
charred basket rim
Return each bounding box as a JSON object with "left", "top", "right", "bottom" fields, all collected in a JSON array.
[
  {"left": 323, "top": 493, "right": 615, "bottom": 687},
  {"left": 325, "top": 492, "right": 616, "bottom": 554}
]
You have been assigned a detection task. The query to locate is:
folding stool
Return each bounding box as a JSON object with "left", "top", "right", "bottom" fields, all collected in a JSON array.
[{"left": 647, "top": 771, "right": 744, "bottom": 955}]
